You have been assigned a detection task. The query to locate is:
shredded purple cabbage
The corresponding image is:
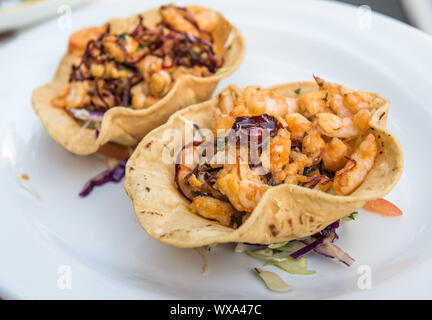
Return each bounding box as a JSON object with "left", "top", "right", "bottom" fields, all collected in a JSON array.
[
  {"left": 290, "top": 221, "right": 339, "bottom": 259},
  {"left": 290, "top": 220, "right": 355, "bottom": 267},
  {"left": 79, "top": 158, "right": 128, "bottom": 197},
  {"left": 69, "top": 108, "right": 105, "bottom": 122},
  {"left": 310, "top": 240, "right": 355, "bottom": 267}
]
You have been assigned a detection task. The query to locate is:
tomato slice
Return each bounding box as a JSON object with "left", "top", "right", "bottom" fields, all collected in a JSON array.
[{"left": 363, "top": 199, "right": 403, "bottom": 217}]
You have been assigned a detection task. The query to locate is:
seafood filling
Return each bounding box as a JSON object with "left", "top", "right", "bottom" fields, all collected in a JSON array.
[
  {"left": 175, "top": 76, "right": 379, "bottom": 229},
  {"left": 52, "top": 5, "right": 223, "bottom": 129}
]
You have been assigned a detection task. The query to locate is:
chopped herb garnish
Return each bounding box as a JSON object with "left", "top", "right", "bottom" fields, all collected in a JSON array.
[
  {"left": 323, "top": 92, "right": 329, "bottom": 102},
  {"left": 119, "top": 33, "right": 127, "bottom": 41},
  {"left": 294, "top": 88, "right": 301, "bottom": 95},
  {"left": 317, "top": 159, "right": 324, "bottom": 171},
  {"left": 303, "top": 132, "right": 308, "bottom": 138},
  {"left": 302, "top": 161, "right": 324, "bottom": 176},
  {"left": 219, "top": 194, "right": 229, "bottom": 202},
  {"left": 318, "top": 82, "right": 324, "bottom": 87},
  {"left": 282, "top": 164, "right": 286, "bottom": 170},
  {"left": 303, "top": 165, "right": 316, "bottom": 176},
  {"left": 191, "top": 191, "right": 212, "bottom": 198},
  {"left": 193, "top": 51, "right": 202, "bottom": 60}
]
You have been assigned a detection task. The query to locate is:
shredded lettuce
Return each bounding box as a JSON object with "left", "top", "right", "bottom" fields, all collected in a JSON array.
[
  {"left": 207, "top": 243, "right": 218, "bottom": 252},
  {"left": 234, "top": 243, "right": 246, "bottom": 253},
  {"left": 17, "top": 177, "right": 41, "bottom": 202},
  {"left": 215, "top": 67, "right": 228, "bottom": 76},
  {"left": 195, "top": 247, "right": 209, "bottom": 275},
  {"left": 264, "top": 257, "right": 316, "bottom": 275},
  {"left": 246, "top": 219, "right": 354, "bottom": 291},
  {"left": 246, "top": 248, "right": 289, "bottom": 262},
  {"left": 268, "top": 241, "right": 289, "bottom": 249},
  {"left": 277, "top": 241, "right": 306, "bottom": 253},
  {"left": 254, "top": 268, "right": 292, "bottom": 292},
  {"left": 342, "top": 211, "right": 359, "bottom": 221}
]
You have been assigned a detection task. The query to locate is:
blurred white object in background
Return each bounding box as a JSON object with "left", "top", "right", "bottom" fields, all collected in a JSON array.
[
  {"left": 0, "top": 0, "right": 89, "bottom": 33},
  {"left": 401, "top": 0, "right": 432, "bottom": 34}
]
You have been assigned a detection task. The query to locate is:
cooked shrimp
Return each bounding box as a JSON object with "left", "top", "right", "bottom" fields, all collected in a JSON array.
[
  {"left": 302, "top": 133, "right": 325, "bottom": 159},
  {"left": 176, "top": 164, "right": 196, "bottom": 201},
  {"left": 104, "top": 61, "right": 130, "bottom": 79},
  {"left": 329, "top": 92, "right": 353, "bottom": 117},
  {"left": 285, "top": 113, "right": 314, "bottom": 140},
  {"left": 171, "top": 65, "right": 212, "bottom": 80},
  {"left": 52, "top": 82, "right": 90, "bottom": 109},
  {"left": 315, "top": 75, "right": 372, "bottom": 115},
  {"left": 130, "top": 83, "right": 147, "bottom": 109},
  {"left": 214, "top": 87, "right": 241, "bottom": 132},
  {"left": 322, "top": 137, "right": 351, "bottom": 171},
  {"left": 286, "top": 97, "right": 298, "bottom": 113},
  {"left": 150, "top": 70, "right": 172, "bottom": 97},
  {"left": 68, "top": 26, "right": 105, "bottom": 54},
  {"left": 284, "top": 151, "right": 312, "bottom": 185},
  {"left": 160, "top": 5, "right": 199, "bottom": 36},
  {"left": 176, "top": 143, "right": 208, "bottom": 200},
  {"left": 190, "top": 196, "right": 234, "bottom": 227},
  {"left": 333, "top": 133, "right": 377, "bottom": 195},
  {"left": 215, "top": 163, "right": 269, "bottom": 212},
  {"left": 90, "top": 64, "right": 105, "bottom": 78},
  {"left": 137, "top": 55, "right": 163, "bottom": 80},
  {"left": 214, "top": 115, "right": 235, "bottom": 133},
  {"left": 242, "top": 87, "right": 296, "bottom": 118},
  {"left": 298, "top": 90, "right": 328, "bottom": 117},
  {"left": 195, "top": 9, "right": 220, "bottom": 31},
  {"left": 176, "top": 141, "right": 228, "bottom": 202},
  {"left": 312, "top": 75, "right": 352, "bottom": 117},
  {"left": 316, "top": 109, "right": 371, "bottom": 139},
  {"left": 352, "top": 108, "right": 371, "bottom": 132},
  {"left": 263, "top": 126, "right": 291, "bottom": 182},
  {"left": 314, "top": 176, "right": 333, "bottom": 192},
  {"left": 51, "top": 85, "right": 69, "bottom": 108},
  {"left": 218, "top": 90, "right": 236, "bottom": 115},
  {"left": 104, "top": 34, "right": 138, "bottom": 63},
  {"left": 91, "top": 80, "right": 116, "bottom": 108},
  {"left": 344, "top": 91, "right": 372, "bottom": 113}
]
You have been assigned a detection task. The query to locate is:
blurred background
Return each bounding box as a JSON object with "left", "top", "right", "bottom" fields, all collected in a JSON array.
[
  {"left": 336, "top": 0, "right": 432, "bottom": 33},
  {"left": 1, "top": 0, "right": 432, "bottom": 40}
]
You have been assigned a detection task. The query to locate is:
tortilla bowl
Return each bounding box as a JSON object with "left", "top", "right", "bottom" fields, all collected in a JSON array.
[
  {"left": 31, "top": 5, "right": 245, "bottom": 155},
  {"left": 124, "top": 82, "right": 403, "bottom": 248}
]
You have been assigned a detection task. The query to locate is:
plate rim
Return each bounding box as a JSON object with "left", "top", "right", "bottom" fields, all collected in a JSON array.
[{"left": 1, "top": 0, "right": 432, "bottom": 299}]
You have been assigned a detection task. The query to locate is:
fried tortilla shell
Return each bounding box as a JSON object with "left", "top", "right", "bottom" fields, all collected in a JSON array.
[
  {"left": 124, "top": 82, "right": 403, "bottom": 248},
  {"left": 32, "top": 6, "right": 245, "bottom": 155}
]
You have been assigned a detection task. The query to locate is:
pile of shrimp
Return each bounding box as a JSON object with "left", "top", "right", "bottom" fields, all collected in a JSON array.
[
  {"left": 176, "top": 76, "right": 378, "bottom": 228},
  {"left": 52, "top": 5, "right": 223, "bottom": 113}
]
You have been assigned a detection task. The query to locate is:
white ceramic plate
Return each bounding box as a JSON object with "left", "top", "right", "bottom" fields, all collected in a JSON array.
[
  {"left": 0, "top": 0, "right": 89, "bottom": 33},
  {"left": 1, "top": 0, "right": 432, "bottom": 299}
]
